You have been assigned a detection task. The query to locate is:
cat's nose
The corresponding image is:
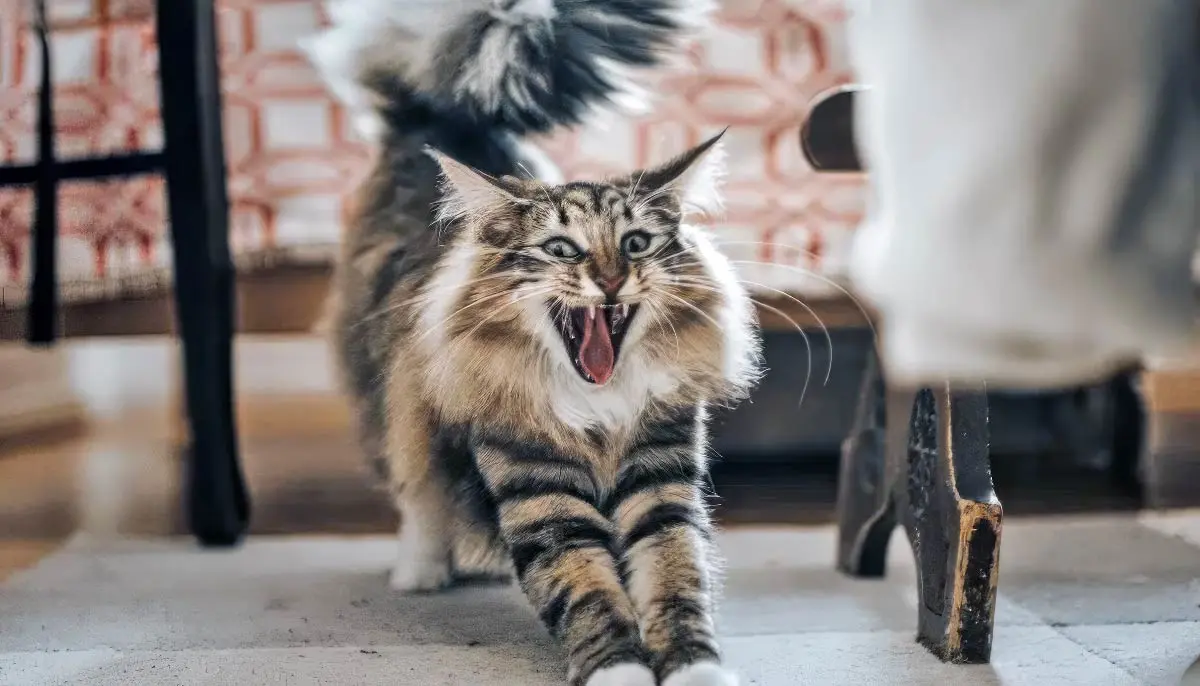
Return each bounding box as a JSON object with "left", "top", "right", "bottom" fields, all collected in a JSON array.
[{"left": 597, "top": 274, "right": 626, "bottom": 297}]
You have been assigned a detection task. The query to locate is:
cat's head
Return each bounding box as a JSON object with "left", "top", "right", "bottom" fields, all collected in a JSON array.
[{"left": 426, "top": 132, "right": 759, "bottom": 401}]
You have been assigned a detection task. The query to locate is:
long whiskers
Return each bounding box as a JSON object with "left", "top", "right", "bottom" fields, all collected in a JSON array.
[
  {"left": 656, "top": 236, "right": 876, "bottom": 332},
  {"left": 657, "top": 276, "right": 823, "bottom": 408},
  {"left": 351, "top": 271, "right": 518, "bottom": 329},
  {"left": 643, "top": 298, "right": 682, "bottom": 358},
  {"left": 454, "top": 286, "right": 555, "bottom": 344},
  {"left": 709, "top": 239, "right": 877, "bottom": 338},
  {"left": 407, "top": 284, "right": 549, "bottom": 348},
  {"left": 734, "top": 278, "right": 833, "bottom": 387},
  {"left": 651, "top": 286, "right": 726, "bottom": 333}
]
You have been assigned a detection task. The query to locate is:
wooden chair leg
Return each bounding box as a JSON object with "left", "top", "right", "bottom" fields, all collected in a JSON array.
[
  {"left": 836, "top": 349, "right": 897, "bottom": 577},
  {"left": 898, "top": 385, "right": 1001, "bottom": 663}
]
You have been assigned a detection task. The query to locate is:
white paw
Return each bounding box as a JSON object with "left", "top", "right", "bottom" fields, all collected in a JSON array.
[
  {"left": 584, "top": 663, "right": 656, "bottom": 686},
  {"left": 663, "top": 662, "right": 739, "bottom": 686},
  {"left": 388, "top": 558, "right": 451, "bottom": 593}
]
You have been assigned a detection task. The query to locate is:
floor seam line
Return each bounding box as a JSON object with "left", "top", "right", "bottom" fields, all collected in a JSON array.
[{"left": 1043, "top": 623, "right": 1150, "bottom": 685}]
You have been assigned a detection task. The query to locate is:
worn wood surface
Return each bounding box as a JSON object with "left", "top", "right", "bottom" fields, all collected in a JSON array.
[
  {"left": 835, "top": 350, "right": 1003, "bottom": 664},
  {"left": 899, "top": 385, "right": 1001, "bottom": 663}
]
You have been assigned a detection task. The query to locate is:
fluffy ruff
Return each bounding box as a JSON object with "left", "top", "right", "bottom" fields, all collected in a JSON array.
[{"left": 308, "top": 2, "right": 762, "bottom": 684}]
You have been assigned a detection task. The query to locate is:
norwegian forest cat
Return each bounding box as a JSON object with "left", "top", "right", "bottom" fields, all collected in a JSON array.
[{"left": 306, "top": 2, "right": 761, "bottom": 684}]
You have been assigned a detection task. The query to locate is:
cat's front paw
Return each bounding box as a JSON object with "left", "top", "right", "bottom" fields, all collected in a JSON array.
[
  {"left": 583, "top": 663, "right": 656, "bottom": 686},
  {"left": 662, "top": 662, "right": 739, "bottom": 686},
  {"left": 388, "top": 558, "right": 452, "bottom": 593}
]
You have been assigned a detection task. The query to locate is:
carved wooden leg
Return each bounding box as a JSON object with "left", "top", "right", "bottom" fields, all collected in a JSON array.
[
  {"left": 836, "top": 349, "right": 897, "bottom": 577},
  {"left": 898, "top": 385, "right": 1001, "bottom": 663}
]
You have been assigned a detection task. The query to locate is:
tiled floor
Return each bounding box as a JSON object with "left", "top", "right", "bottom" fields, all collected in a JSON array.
[
  {"left": 3, "top": 337, "right": 1199, "bottom": 684},
  {"left": 3, "top": 521, "right": 1200, "bottom": 685}
]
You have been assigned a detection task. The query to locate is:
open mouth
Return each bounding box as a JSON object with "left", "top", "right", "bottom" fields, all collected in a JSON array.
[{"left": 548, "top": 303, "right": 639, "bottom": 385}]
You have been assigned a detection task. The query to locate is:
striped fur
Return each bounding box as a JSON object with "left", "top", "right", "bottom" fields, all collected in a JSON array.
[
  {"left": 332, "top": 141, "right": 759, "bottom": 684},
  {"left": 335, "top": 147, "right": 760, "bottom": 684},
  {"left": 308, "top": 2, "right": 759, "bottom": 683}
]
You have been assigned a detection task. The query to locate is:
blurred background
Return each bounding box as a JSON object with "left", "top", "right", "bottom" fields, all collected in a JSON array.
[
  {"left": 1, "top": 1, "right": 1199, "bottom": 684},
  {"left": 2, "top": 0, "right": 1196, "bottom": 550}
]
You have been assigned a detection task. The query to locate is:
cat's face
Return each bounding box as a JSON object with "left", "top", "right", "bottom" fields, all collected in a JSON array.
[{"left": 429, "top": 133, "right": 757, "bottom": 395}]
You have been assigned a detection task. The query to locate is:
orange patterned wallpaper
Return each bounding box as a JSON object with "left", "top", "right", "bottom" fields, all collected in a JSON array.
[{"left": 0, "top": 0, "right": 863, "bottom": 304}]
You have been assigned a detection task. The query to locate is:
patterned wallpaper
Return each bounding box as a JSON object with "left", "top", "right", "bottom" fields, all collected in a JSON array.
[{"left": 0, "top": 0, "right": 864, "bottom": 305}]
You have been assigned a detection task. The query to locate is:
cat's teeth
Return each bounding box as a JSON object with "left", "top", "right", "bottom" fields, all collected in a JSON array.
[
  {"left": 611, "top": 303, "right": 627, "bottom": 334},
  {"left": 588, "top": 305, "right": 596, "bottom": 320}
]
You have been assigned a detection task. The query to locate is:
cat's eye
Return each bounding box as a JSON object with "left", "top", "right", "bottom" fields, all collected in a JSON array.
[
  {"left": 621, "top": 231, "right": 655, "bottom": 259},
  {"left": 541, "top": 237, "right": 584, "bottom": 262}
]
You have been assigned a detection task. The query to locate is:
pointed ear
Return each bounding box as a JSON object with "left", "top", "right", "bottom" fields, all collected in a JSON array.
[
  {"left": 628, "top": 129, "right": 727, "bottom": 218},
  {"left": 425, "top": 147, "right": 527, "bottom": 224}
]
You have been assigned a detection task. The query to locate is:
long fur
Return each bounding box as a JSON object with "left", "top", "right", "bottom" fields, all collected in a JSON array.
[
  {"left": 304, "top": 0, "right": 714, "bottom": 140},
  {"left": 306, "top": 3, "right": 761, "bottom": 685}
]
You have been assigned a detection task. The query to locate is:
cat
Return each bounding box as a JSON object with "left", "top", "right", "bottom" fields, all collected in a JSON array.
[{"left": 305, "top": 2, "right": 761, "bottom": 685}]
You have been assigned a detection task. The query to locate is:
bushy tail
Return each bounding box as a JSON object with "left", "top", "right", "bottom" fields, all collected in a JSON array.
[{"left": 303, "top": 0, "right": 711, "bottom": 140}]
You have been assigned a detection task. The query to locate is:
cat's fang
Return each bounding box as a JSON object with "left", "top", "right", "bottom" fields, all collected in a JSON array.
[{"left": 611, "top": 306, "right": 626, "bottom": 334}]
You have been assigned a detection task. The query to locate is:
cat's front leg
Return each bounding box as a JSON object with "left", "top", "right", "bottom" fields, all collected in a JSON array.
[
  {"left": 473, "top": 433, "right": 653, "bottom": 686},
  {"left": 612, "top": 413, "right": 737, "bottom": 686}
]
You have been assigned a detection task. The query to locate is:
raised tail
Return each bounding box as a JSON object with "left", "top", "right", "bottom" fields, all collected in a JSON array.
[{"left": 303, "top": 0, "right": 712, "bottom": 141}]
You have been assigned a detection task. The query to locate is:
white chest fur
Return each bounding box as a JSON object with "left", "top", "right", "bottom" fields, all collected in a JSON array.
[{"left": 547, "top": 352, "right": 681, "bottom": 434}]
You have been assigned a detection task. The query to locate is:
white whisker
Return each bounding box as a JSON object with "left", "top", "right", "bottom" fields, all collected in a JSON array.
[
  {"left": 453, "top": 286, "right": 555, "bottom": 343},
  {"left": 408, "top": 284, "right": 546, "bottom": 348},
  {"left": 734, "top": 278, "right": 833, "bottom": 388},
  {"left": 654, "top": 277, "right": 818, "bottom": 407},
  {"left": 352, "top": 272, "right": 518, "bottom": 329}
]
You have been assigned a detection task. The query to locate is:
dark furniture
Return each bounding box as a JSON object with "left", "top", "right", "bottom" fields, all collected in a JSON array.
[
  {"left": 837, "top": 356, "right": 1001, "bottom": 662},
  {"left": 1, "top": 0, "right": 249, "bottom": 547},
  {"left": 803, "top": 86, "right": 1003, "bottom": 663},
  {"left": 802, "top": 86, "right": 1155, "bottom": 664}
]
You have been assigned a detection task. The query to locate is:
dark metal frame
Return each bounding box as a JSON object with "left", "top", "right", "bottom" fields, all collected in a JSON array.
[{"left": 5, "top": 0, "right": 249, "bottom": 546}]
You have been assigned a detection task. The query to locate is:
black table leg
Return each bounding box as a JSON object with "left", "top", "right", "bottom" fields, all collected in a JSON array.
[{"left": 156, "top": 0, "right": 250, "bottom": 546}]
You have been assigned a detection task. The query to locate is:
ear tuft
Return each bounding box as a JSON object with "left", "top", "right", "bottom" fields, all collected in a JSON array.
[
  {"left": 677, "top": 132, "right": 727, "bottom": 217},
  {"left": 630, "top": 129, "right": 728, "bottom": 218},
  {"left": 425, "top": 147, "right": 525, "bottom": 225}
]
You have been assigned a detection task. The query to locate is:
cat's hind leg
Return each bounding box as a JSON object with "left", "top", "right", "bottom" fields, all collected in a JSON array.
[
  {"left": 389, "top": 478, "right": 456, "bottom": 592},
  {"left": 384, "top": 399, "right": 455, "bottom": 593},
  {"left": 449, "top": 522, "right": 512, "bottom": 584}
]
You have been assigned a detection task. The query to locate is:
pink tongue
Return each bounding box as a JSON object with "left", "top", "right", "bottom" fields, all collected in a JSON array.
[{"left": 578, "top": 310, "right": 615, "bottom": 385}]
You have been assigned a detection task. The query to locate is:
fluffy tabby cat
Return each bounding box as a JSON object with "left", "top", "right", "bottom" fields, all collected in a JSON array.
[{"left": 306, "top": 2, "right": 760, "bottom": 684}]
